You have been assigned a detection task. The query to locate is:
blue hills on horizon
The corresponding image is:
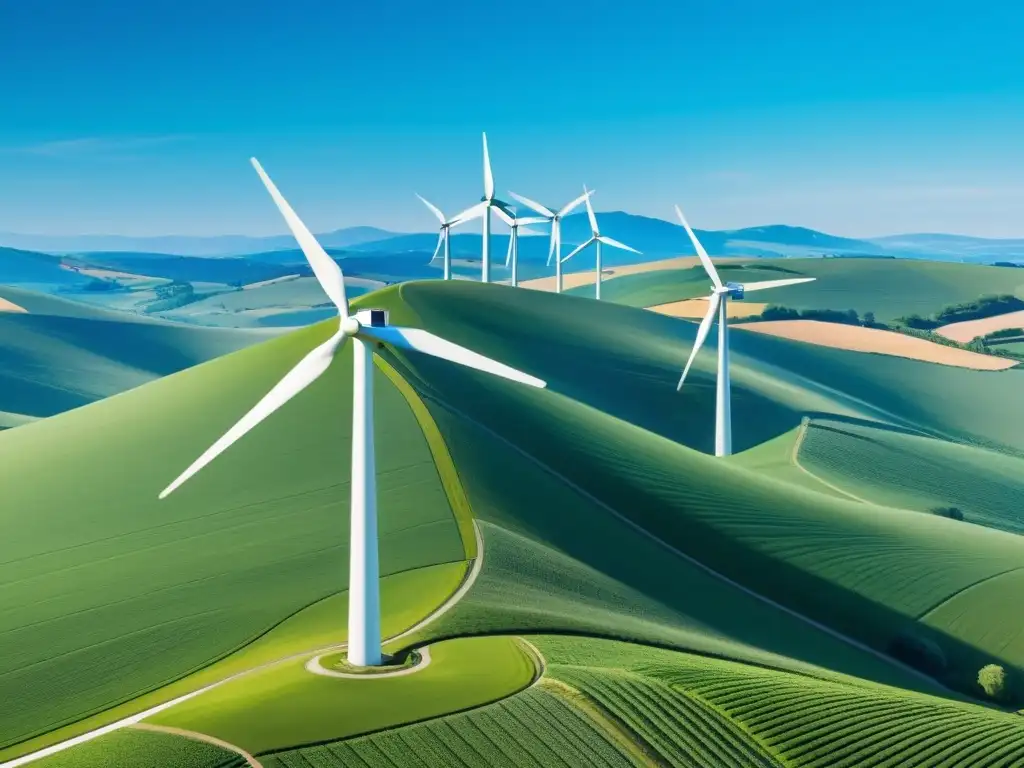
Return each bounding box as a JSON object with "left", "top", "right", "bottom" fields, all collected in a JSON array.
[{"left": 3, "top": 213, "right": 1024, "bottom": 285}]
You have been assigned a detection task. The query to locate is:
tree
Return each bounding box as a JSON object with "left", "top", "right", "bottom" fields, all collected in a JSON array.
[
  {"left": 863, "top": 311, "right": 876, "bottom": 327},
  {"left": 978, "top": 664, "right": 1008, "bottom": 701},
  {"left": 932, "top": 506, "right": 964, "bottom": 521}
]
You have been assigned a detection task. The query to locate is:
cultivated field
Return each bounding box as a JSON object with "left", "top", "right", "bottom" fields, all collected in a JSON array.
[
  {"left": 736, "top": 319, "right": 1018, "bottom": 370},
  {"left": 647, "top": 298, "right": 766, "bottom": 319},
  {"left": 937, "top": 308, "right": 1024, "bottom": 342}
]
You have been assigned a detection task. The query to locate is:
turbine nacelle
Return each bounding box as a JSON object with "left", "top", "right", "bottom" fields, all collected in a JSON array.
[{"left": 725, "top": 282, "right": 745, "bottom": 300}]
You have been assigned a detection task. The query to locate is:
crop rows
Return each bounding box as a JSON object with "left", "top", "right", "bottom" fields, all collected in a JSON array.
[
  {"left": 653, "top": 662, "right": 1024, "bottom": 767},
  {"left": 799, "top": 420, "right": 1024, "bottom": 535},
  {"left": 261, "top": 687, "right": 641, "bottom": 768},
  {"left": 554, "top": 667, "right": 781, "bottom": 767}
]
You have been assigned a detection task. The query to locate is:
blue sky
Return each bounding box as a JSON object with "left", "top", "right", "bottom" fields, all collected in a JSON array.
[{"left": 1, "top": 0, "right": 1022, "bottom": 238}]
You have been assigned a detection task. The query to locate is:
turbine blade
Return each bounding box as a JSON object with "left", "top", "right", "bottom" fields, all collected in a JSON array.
[
  {"left": 562, "top": 238, "right": 594, "bottom": 264},
  {"left": 546, "top": 229, "right": 557, "bottom": 267},
  {"left": 251, "top": 158, "right": 349, "bottom": 317},
  {"left": 739, "top": 277, "right": 817, "bottom": 292},
  {"left": 674, "top": 204, "right": 721, "bottom": 289},
  {"left": 677, "top": 293, "right": 720, "bottom": 391},
  {"left": 557, "top": 189, "right": 592, "bottom": 217},
  {"left": 597, "top": 235, "right": 641, "bottom": 254},
  {"left": 508, "top": 191, "right": 555, "bottom": 218},
  {"left": 492, "top": 204, "right": 514, "bottom": 226},
  {"left": 448, "top": 201, "right": 487, "bottom": 226},
  {"left": 362, "top": 326, "right": 546, "bottom": 388},
  {"left": 415, "top": 193, "right": 446, "bottom": 224},
  {"left": 482, "top": 132, "right": 494, "bottom": 199},
  {"left": 584, "top": 188, "right": 599, "bottom": 234},
  {"left": 428, "top": 231, "right": 444, "bottom": 264},
  {"left": 505, "top": 232, "right": 514, "bottom": 268},
  {"left": 159, "top": 332, "right": 347, "bottom": 499},
  {"left": 517, "top": 216, "right": 550, "bottom": 226}
]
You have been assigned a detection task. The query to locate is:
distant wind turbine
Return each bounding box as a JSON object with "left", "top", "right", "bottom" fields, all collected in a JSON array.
[
  {"left": 159, "top": 158, "right": 546, "bottom": 668},
  {"left": 456, "top": 133, "right": 515, "bottom": 285},
  {"left": 673, "top": 204, "right": 815, "bottom": 457},
  {"left": 415, "top": 194, "right": 482, "bottom": 280},
  {"left": 562, "top": 186, "right": 640, "bottom": 300},
  {"left": 492, "top": 207, "right": 546, "bottom": 287},
  {"left": 507, "top": 188, "right": 592, "bottom": 294}
]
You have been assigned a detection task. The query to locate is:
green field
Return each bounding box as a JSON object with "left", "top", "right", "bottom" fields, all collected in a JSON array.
[
  {"left": 576, "top": 257, "right": 1024, "bottom": 325},
  {"left": 796, "top": 418, "right": 1024, "bottom": 535},
  {"left": 33, "top": 727, "right": 246, "bottom": 768},
  {"left": 535, "top": 636, "right": 1024, "bottom": 768},
  {"left": 5, "top": 278, "right": 1024, "bottom": 767},
  {"left": 0, "top": 317, "right": 474, "bottom": 754},
  {"left": 0, "top": 286, "right": 266, "bottom": 420}
]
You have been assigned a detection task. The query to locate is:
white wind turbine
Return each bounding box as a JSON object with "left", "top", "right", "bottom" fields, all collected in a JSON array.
[
  {"left": 465, "top": 132, "right": 515, "bottom": 285},
  {"left": 415, "top": 194, "right": 481, "bottom": 280},
  {"left": 673, "top": 204, "right": 815, "bottom": 457},
  {"left": 507, "top": 188, "right": 592, "bottom": 294},
  {"left": 561, "top": 186, "right": 641, "bottom": 300},
  {"left": 492, "top": 207, "right": 546, "bottom": 288},
  {"left": 159, "top": 158, "right": 547, "bottom": 668}
]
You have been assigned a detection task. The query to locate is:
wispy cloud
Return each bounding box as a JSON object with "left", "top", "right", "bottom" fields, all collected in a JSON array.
[{"left": 3, "top": 135, "right": 192, "bottom": 157}]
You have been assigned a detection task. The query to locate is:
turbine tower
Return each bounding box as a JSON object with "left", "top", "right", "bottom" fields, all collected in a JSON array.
[
  {"left": 508, "top": 188, "right": 592, "bottom": 294},
  {"left": 561, "top": 186, "right": 640, "bottom": 300},
  {"left": 674, "top": 204, "right": 815, "bottom": 457},
  {"left": 492, "top": 207, "right": 546, "bottom": 288},
  {"left": 415, "top": 194, "right": 481, "bottom": 280},
  {"left": 159, "top": 158, "right": 546, "bottom": 668}
]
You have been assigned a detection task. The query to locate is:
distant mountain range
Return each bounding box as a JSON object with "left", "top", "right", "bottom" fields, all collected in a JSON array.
[
  {"left": 0, "top": 226, "right": 400, "bottom": 258},
  {"left": 3, "top": 213, "right": 1024, "bottom": 264}
]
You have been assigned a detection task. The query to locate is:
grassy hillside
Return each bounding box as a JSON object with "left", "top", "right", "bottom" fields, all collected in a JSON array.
[
  {"left": 371, "top": 282, "right": 1024, "bottom": 690},
  {"left": 0, "top": 287, "right": 268, "bottom": 419},
  {"left": 5, "top": 279, "right": 1024, "bottom": 766},
  {"left": 797, "top": 418, "right": 1024, "bottom": 535},
  {"left": 0, "top": 319, "right": 473, "bottom": 752},
  {"left": 0, "top": 247, "right": 90, "bottom": 288},
  {"left": 579, "top": 257, "right": 1024, "bottom": 325}
]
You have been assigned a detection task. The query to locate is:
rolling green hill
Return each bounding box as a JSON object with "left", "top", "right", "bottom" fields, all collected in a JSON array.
[
  {"left": 0, "top": 286, "right": 269, "bottom": 420},
  {"left": 576, "top": 257, "right": 1024, "bottom": 325},
  {"left": 4, "top": 280, "right": 1023, "bottom": 767}
]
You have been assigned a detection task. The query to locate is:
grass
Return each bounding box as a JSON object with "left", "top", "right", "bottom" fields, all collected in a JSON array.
[
  {"left": 535, "top": 635, "right": 1024, "bottom": 768},
  {"left": 797, "top": 418, "right": 1024, "bottom": 535},
  {"left": 260, "top": 685, "right": 646, "bottom": 768},
  {"left": 1, "top": 562, "right": 467, "bottom": 764},
  {"left": 31, "top": 727, "right": 247, "bottom": 768},
  {"left": 0, "top": 287, "right": 264, "bottom": 419},
  {"left": 0, "top": 310, "right": 472, "bottom": 755},
  {"left": 146, "top": 636, "right": 537, "bottom": 754},
  {"left": 584, "top": 257, "right": 1024, "bottom": 325},
  {"left": 369, "top": 281, "right": 1024, "bottom": 696}
]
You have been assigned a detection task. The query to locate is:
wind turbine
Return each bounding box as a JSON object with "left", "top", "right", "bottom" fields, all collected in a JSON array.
[
  {"left": 492, "top": 207, "right": 546, "bottom": 288},
  {"left": 673, "top": 204, "right": 815, "bottom": 457},
  {"left": 507, "top": 188, "right": 592, "bottom": 294},
  {"left": 470, "top": 132, "right": 515, "bottom": 285},
  {"left": 415, "top": 194, "right": 481, "bottom": 281},
  {"left": 562, "top": 186, "right": 641, "bottom": 300},
  {"left": 158, "top": 158, "right": 547, "bottom": 668}
]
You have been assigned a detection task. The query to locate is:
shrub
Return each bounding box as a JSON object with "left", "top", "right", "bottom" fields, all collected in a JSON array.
[
  {"left": 932, "top": 506, "right": 964, "bottom": 521},
  {"left": 888, "top": 631, "right": 947, "bottom": 676},
  {"left": 983, "top": 327, "right": 1024, "bottom": 341},
  {"left": 978, "top": 664, "right": 1008, "bottom": 701}
]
